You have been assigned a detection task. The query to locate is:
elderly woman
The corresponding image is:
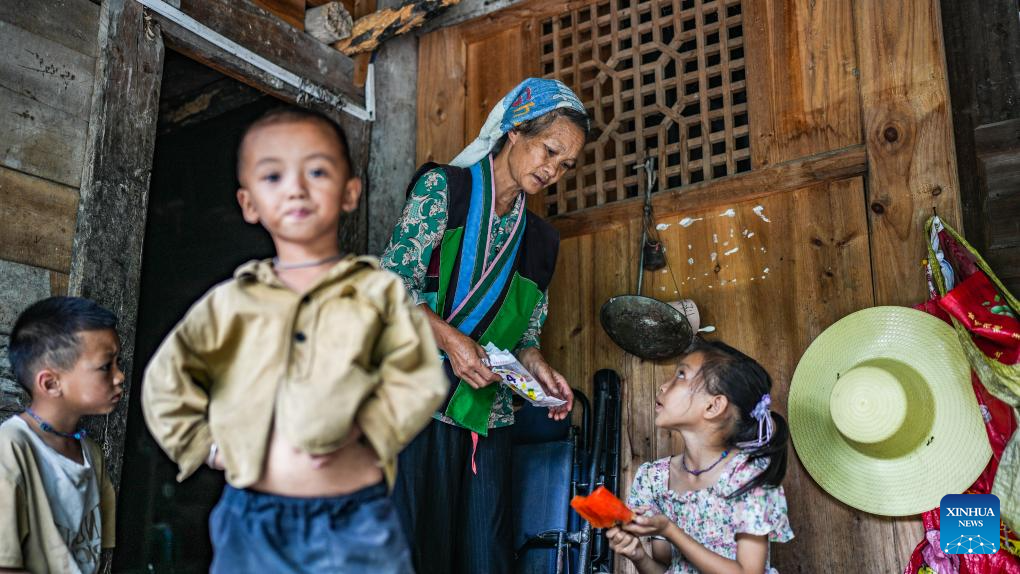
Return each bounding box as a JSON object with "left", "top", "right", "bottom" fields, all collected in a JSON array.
[{"left": 380, "top": 78, "right": 589, "bottom": 573}]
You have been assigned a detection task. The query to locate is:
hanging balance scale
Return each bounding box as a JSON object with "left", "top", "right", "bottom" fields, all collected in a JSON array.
[{"left": 599, "top": 157, "right": 711, "bottom": 361}]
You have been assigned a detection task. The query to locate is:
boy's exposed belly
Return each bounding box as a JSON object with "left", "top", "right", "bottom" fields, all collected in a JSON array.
[{"left": 250, "top": 429, "right": 384, "bottom": 497}]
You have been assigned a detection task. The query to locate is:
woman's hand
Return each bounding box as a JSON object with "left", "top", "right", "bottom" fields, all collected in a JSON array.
[
  {"left": 440, "top": 325, "right": 502, "bottom": 389},
  {"left": 517, "top": 347, "right": 574, "bottom": 420},
  {"left": 606, "top": 526, "right": 647, "bottom": 562}
]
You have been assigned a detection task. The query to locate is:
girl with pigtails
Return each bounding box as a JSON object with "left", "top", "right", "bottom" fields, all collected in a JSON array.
[{"left": 609, "top": 338, "right": 795, "bottom": 574}]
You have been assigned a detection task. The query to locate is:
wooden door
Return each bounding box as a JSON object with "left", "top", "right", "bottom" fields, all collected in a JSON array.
[{"left": 417, "top": 0, "right": 962, "bottom": 571}]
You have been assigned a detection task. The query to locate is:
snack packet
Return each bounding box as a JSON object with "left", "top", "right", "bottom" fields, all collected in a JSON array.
[
  {"left": 483, "top": 343, "right": 567, "bottom": 408},
  {"left": 570, "top": 486, "right": 635, "bottom": 528}
]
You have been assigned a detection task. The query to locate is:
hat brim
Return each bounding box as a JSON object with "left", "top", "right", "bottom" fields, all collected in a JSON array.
[{"left": 789, "top": 306, "right": 991, "bottom": 516}]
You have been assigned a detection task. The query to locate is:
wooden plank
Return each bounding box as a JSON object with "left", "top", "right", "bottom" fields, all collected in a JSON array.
[
  {"left": 0, "top": 0, "right": 101, "bottom": 57},
  {"left": 333, "top": 0, "right": 461, "bottom": 56},
  {"left": 71, "top": 0, "right": 164, "bottom": 497},
  {"left": 170, "top": 0, "right": 363, "bottom": 108},
  {"left": 937, "top": 0, "right": 1020, "bottom": 251},
  {"left": 743, "top": 0, "right": 862, "bottom": 167},
  {"left": 0, "top": 259, "right": 53, "bottom": 334},
  {"left": 465, "top": 26, "right": 525, "bottom": 141},
  {"left": 416, "top": 26, "right": 466, "bottom": 164},
  {"left": 50, "top": 271, "right": 70, "bottom": 297},
  {"left": 547, "top": 144, "right": 867, "bottom": 238},
  {"left": 0, "top": 85, "right": 88, "bottom": 189},
  {"left": 158, "top": 77, "right": 267, "bottom": 134},
  {"left": 418, "top": 0, "right": 523, "bottom": 34},
  {"left": 252, "top": 0, "right": 306, "bottom": 29},
  {"left": 366, "top": 4, "right": 418, "bottom": 254},
  {"left": 855, "top": 0, "right": 962, "bottom": 307},
  {"left": 0, "top": 166, "right": 78, "bottom": 273},
  {"left": 0, "top": 20, "right": 96, "bottom": 119}
]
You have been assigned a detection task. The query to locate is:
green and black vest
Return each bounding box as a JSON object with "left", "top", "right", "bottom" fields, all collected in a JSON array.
[{"left": 408, "top": 158, "right": 559, "bottom": 435}]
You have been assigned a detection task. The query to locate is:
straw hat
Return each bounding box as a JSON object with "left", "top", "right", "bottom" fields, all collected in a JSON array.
[{"left": 789, "top": 306, "right": 991, "bottom": 516}]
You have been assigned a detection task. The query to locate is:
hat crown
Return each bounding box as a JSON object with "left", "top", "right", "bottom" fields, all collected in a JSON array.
[{"left": 829, "top": 365, "right": 908, "bottom": 444}]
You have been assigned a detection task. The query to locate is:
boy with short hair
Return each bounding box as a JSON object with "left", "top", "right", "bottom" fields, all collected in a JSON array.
[
  {"left": 141, "top": 106, "right": 447, "bottom": 573},
  {"left": 0, "top": 296, "right": 123, "bottom": 574}
]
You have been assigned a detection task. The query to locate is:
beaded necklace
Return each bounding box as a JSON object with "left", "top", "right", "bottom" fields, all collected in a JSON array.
[
  {"left": 24, "top": 408, "right": 87, "bottom": 440},
  {"left": 680, "top": 449, "right": 729, "bottom": 476}
]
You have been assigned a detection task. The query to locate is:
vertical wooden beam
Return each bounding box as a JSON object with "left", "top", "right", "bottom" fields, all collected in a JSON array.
[
  {"left": 855, "top": 0, "right": 961, "bottom": 307},
  {"left": 70, "top": 0, "right": 164, "bottom": 500},
  {"left": 367, "top": 0, "right": 418, "bottom": 254}
]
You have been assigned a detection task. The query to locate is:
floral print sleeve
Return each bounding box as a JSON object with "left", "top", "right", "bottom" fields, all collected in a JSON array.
[
  {"left": 514, "top": 291, "right": 548, "bottom": 351},
  {"left": 379, "top": 168, "right": 449, "bottom": 305},
  {"left": 731, "top": 485, "right": 794, "bottom": 543}
]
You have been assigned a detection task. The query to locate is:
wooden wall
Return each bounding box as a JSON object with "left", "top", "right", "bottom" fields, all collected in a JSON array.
[
  {"left": 0, "top": 0, "right": 100, "bottom": 418},
  {"left": 940, "top": 0, "right": 1020, "bottom": 295},
  {"left": 416, "top": 0, "right": 962, "bottom": 571}
]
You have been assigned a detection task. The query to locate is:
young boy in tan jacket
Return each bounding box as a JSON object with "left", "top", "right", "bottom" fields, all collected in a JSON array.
[
  {"left": 0, "top": 297, "right": 122, "bottom": 574},
  {"left": 142, "top": 107, "right": 447, "bottom": 573}
]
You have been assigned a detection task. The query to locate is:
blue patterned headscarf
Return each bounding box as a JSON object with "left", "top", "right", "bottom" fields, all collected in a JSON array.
[{"left": 451, "top": 78, "right": 589, "bottom": 167}]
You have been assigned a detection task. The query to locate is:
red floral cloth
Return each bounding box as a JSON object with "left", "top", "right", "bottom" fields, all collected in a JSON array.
[{"left": 904, "top": 298, "right": 1020, "bottom": 574}]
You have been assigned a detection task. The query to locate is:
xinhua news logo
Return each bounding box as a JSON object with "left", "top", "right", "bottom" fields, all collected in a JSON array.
[{"left": 940, "top": 494, "right": 1000, "bottom": 555}]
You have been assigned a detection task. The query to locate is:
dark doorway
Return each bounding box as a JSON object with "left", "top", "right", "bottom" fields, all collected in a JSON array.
[{"left": 114, "top": 50, "right": 277, "bottom": 574}]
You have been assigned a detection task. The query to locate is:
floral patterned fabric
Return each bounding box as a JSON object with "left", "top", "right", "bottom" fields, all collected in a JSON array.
[
  {"left": 627, "top": 452, "right": 794, "bottom": 573},
  {"left": 380, "top": 166, "right": 548, "bottom": 429}
]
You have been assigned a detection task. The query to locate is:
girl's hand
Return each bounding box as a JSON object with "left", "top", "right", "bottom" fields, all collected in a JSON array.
[
  {"left": 516, "top": 347, "right": 574, "bottom": 420},
  {"left": 622, "top": 511, "right": 674, "bottom": 538},
  {"left": 606, "top": 526, "right": 647, "bottom": 562}
]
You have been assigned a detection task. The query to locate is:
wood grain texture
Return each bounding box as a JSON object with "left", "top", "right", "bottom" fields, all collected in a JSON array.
[
  {"left": 71, "top": 0, "right": 164, "bottom": 498},
  {"left": 547, "top": 144, "right": 867, "bottom": 238},
  {"left": 854, "top": 0, "right": 962, "bottom": 307},
  {"left": 174, "top": 0, "right": 363, "bottom": 107},
  {"left": 743, "top": 0, "right": 862, "bottom": 167},
  {"left": 333, "top": 0, "right": 461, "bottom": 56},
  {"left": 0, "top": 166, "right": 78, "bottom": 273},
  {"left": 0, "top": 0, "right": 100, "bottom": 57},
  {"left": 0, "top": 86, "right": 89, "bottom": 188},
  {"left": 416, "top": 26, "right": 466, "bottom": 164},
  {"left": 252, "top": 0, "right": 306, "bottom": 29},
  {"left": 0, "top": 20, "right": 96, "bottom": 119}
]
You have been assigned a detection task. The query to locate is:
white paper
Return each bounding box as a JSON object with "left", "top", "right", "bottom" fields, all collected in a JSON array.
[{"left": 483, "top": 343, "right": 567, "bottom": 408}]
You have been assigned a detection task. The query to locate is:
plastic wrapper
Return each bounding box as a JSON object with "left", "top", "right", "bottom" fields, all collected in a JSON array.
[{"left": 483, "top": 343, "right": 566, "bottom": 408}]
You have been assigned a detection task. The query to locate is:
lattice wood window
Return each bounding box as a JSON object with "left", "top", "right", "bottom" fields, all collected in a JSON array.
[{"left": 539, "top": 0, "right": 751, "bottom": 216}]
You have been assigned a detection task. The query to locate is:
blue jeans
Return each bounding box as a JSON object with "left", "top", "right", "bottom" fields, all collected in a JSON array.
[{"left": 209, "top": 482, "right": 412, "bottom": 573}]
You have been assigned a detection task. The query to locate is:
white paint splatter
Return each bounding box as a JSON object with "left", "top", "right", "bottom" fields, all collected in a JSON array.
[
  {"left": 753, "top": 205, "right": 771, "bottom": 222},
  {"left": 708, "top": 285, "right": 713, "bottom": 289},
  {"left": 760, "top": 247, "right": 767, "bottom": 253},
  {"left": 687, "top": 244, "right": 693, "bottom": 250},
  {"left": 713, "top": 234, "right": 719, "bottom": 244},
  {"left": 751, "top": 277, "right": 756, "bottom": 281},
  {"left": 661, "top": 269, "right": 668, "bottom": 274},
  {"left": 730, "top": 229, "right": 735, "bottom": 238},
  {"left": 688, "top": 258, "right": 695, "bottom": 265},
  {"left": 730, "top": 279, "right": 738, "bottom": 284},
  {"left": 742, "top": 229, "right": 755, "bottom": 238},
  {"left": 720, "top": 208, "right": 736, "bottom": 218},
  {"left": 763, "top": 267, "right": 771, "bottom": 274},
  {"left": 761, "top": 275, "right": 766, "bottom": 280},
  {"left": 660, "top": 286, "right": 666, "bottom": 291},
  {"left": 703, "top": 272, "right": 709, "bottom": 277},
  {"left": 656, "top": 223, "right": 671, "bottom": 231},
  {"left": 723, "top": 241, "right": 730, "bottom": 247},
  {"left": 679, "top": 216, "right": 703, "bottom": 227},
  {"left": 724, "top": 247, "right": 740, "bottom": 256},
  {"left": 710, "top": 252, "right": 718, "bottom": 262},
  {"left": 720, "top": 279, "right": 728, "bottom": 286}
]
